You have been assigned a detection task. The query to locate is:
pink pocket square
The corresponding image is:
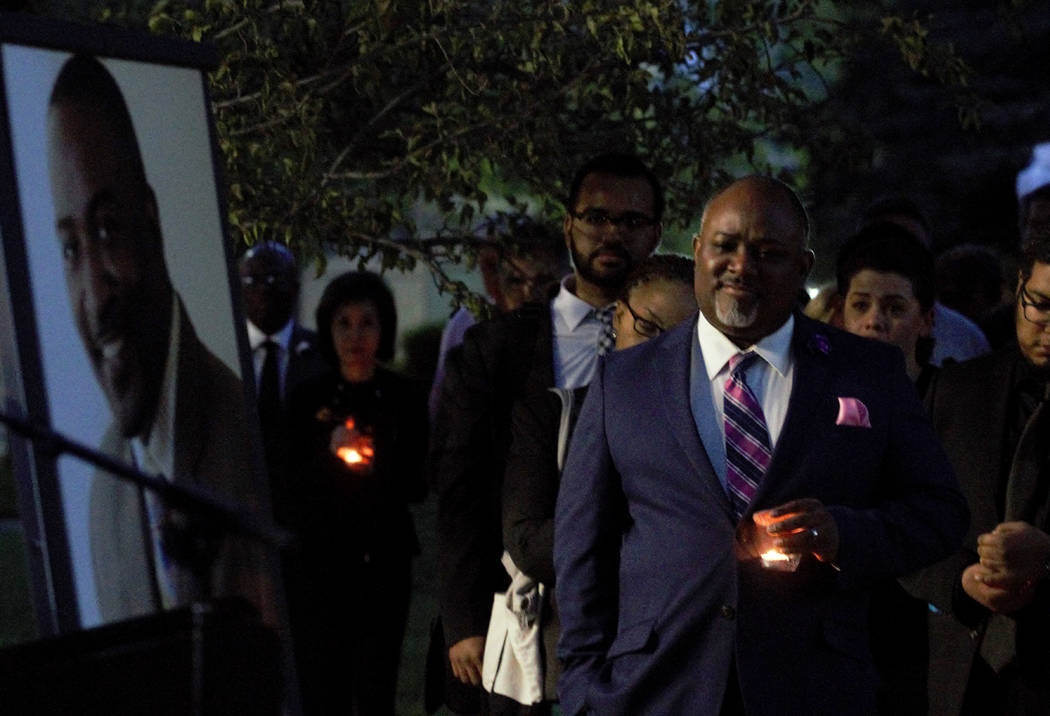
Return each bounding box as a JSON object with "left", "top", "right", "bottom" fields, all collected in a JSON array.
[{"left": 836, "top": 397, "right": 871, "bottom": 427}]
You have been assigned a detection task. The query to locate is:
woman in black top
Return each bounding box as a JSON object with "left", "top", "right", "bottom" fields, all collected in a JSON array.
[{"left": 285, "top": 271, "right": 427, "bottom": 716}]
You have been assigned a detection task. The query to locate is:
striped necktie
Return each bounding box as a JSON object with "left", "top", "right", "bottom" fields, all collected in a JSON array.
[{"left": 724, "top": 352, "right": 772, "bottom": 519}]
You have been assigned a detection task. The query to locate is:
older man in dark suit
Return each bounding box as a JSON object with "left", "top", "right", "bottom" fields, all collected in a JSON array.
[
  {"left": 554, "top": 176, "right": 968, "bottom": 715},
  {"left": 908, "top": 231, "right": 1050, "bottom": 715},
  {"left": 238, "top": 241, "right": 328, "bottom": 521}
]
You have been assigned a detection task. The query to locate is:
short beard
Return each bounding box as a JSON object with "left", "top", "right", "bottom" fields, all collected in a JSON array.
[
  {"left": 570, "top": 240, "right": 632, "bottom": 290},
  {"left": 715, "top": 295, "right": 758, "bottom": 328}
]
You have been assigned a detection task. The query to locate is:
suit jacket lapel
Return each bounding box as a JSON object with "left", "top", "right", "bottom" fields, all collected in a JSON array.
[
  {"left": 963, "top": 351, "right": 1015, "bottom": 534},
  {"left": 750, "top": 315, "right": 831, "bottom": 508},
  {"left": 172, "top": 303, "right": 205, "bottom": 488},
  {"left": 658, "top": 317, "right": 731, "bottom": 514}
]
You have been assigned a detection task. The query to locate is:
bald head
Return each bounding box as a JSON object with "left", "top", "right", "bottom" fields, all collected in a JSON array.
[
  {"left": 46, "top": 55, "right": 173, "bottom": 438},
  {"left": 692, "top": 176, "right": 813, "bottom": 347},
  {"left": 239, "top": 242, "right": 300, "bottom": 334}
]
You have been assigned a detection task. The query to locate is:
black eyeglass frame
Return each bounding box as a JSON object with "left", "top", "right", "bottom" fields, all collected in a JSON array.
[
  {"left": 1019, "top": 282, "right": 1050, "bottom": 327},
  {"left": 569, "top": 209, "right": 657, "bottom": 231},
  {"left": 623, "top": 299, "right": 666, "bottom": 338}
]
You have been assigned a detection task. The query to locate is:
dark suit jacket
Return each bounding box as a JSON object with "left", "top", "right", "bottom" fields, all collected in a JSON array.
[
  {"left": 906, "top": 345, "right": 1050, "bottom": 714},
  {"left": 503, "top": 386, "right": 587, "bottom": 586},
  {"left": 91, "top": 301, "right": 274, "bottom": 624},
  {"left": 283, "top": 324, "right": 328, "bottom": 400},
  {"left": 554, "top": 313, "right": 968, "bottom": 716},
  {"left": 431, "top": 300, "right": 554, "bottom": 646},
  {"left": 256, "top": 322, "right": 330, "bottom": 525}
]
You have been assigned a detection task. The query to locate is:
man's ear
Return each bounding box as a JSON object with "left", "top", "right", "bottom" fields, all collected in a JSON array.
[
  {"left": 645, "top": 222, "right": 663, "bottom": 256},
  {"left": 479, "top": 245, "right": 504, "bottom": 306},
  {"left": 800, "top": 248, "right": 816, "bottom": 279},
  {"left": 145, "top": 184, "right": 161, "bottom": 236}
]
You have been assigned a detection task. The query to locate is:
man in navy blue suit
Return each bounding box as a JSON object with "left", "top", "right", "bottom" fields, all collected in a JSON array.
[{"left": 554, "top": 176, "right": 968, "bottom": 715}]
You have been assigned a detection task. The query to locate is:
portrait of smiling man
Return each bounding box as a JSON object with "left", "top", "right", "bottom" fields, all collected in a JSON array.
[
  {"left": 554, "top": 175, "right": 967, "bottom": 715},
  {"left": 45, "top": 54, "right": 271, "bottom": 624}
]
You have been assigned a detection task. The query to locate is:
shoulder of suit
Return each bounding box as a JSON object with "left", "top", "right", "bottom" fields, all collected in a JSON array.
[
  {"left": 936, "top": 344, "right": 1014, "bottom": 385},
  {"left": 290, "top": 324, "right": 320, "bottom": 352},
  {"left": 793, "top": 315, "right": 902, "bottom": 366}
]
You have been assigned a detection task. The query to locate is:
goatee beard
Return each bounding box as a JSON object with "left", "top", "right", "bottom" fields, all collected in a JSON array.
[{"left": 716, "top": 296, "right": 758, "bottom": 328}]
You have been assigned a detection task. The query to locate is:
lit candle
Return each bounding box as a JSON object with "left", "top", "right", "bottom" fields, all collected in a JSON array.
[
  {"left": 335, "top": 417, "right": 375, "bottom": 467},
  {"left": 760, "top": 549, "right": 801, "bottom": 572}
]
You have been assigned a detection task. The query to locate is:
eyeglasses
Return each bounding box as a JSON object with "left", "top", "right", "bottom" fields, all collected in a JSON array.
[
  {"left": 241, "top": 272, "right": 289, "bottom": 288},
  {"left": 570, "top": 209, "right": 656, "bottom": 232},
  {"left": 624, "top": 299, "right": 666, "bottom": 338},
  {"left": 1019, "top": 283, "right": 1050, "bottom": 327}
]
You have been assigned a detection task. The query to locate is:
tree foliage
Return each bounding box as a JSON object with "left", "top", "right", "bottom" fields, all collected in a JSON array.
[{"left": 78, "top": 0, "right": 973, "bottom": 312}]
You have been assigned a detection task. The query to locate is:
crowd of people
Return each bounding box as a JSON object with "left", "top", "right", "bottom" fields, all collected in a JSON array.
[
  {"left": 244, "top": 146, "right": 1050, "bottom": 716},
  {"left": 44, "top": 49, "right": 1050, "bottom": 715}
]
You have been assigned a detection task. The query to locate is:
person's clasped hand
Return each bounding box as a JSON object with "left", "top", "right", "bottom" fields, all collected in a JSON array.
[
  {"left": 961, "top": 521, "right": 1050, "bottom": 614},
  {"left": 328, "top": 419, "right": 375, "bottom": 473},
  {"left": 738, "top": 498, "right": 840, "bottom": 564}
]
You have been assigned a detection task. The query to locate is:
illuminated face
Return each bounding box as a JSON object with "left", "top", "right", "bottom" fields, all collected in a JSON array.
[
  {"left": 692, "top": 179, "right": 812, "bottom": 347},
  {"left": 47, "top": 101, "right": 173, "bottom": 438},
  {"left": 331, "top": 300, "right": 382, "bottom": 380},
  {"left": 613, "top": 278, "right": 697, "bottom": 350},
  {"left": 842, "top": 269, "right": 932, "bottom": 374},
  {"left": 564, "top": 172, "right": 661, "bottom": 293},
  {"left": 495, "top": 252, "right": 563, "bottom": 312},
  {"left": 1016, "top": 262, "right": 1050, "bottom": 372}
]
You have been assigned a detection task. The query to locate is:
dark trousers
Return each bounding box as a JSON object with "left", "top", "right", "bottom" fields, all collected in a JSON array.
[{"left": 290, "top": 555, "right": 412, "bottom": 716}]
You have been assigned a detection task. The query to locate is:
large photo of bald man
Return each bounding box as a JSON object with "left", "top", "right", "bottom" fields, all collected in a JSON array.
[{"left": 2, "top": 45, "right": 273, "bottom": 628}]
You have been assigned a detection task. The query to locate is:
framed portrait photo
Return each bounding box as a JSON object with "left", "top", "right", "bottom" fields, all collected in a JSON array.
[{"left": 0, "top": 14, "right": 273, "bottom": 635}]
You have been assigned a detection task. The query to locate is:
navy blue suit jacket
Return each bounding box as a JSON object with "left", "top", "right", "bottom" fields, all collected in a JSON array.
[{"left": 554, "top": 313, "right": 967, "bottom": 716}]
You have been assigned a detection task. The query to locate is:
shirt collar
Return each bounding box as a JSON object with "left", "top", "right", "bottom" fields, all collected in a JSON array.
[
  {"left": 247, "top": 318, "right": 294, "bottom": 352},
  {"left": 551, "top": 275, "right": 606, "bottom": 331},
  {"left": 697, "top": 311, "right": 795, "bottom": 381}
]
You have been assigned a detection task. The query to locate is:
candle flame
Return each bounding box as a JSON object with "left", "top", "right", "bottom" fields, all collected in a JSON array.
[
  {"left": 338, "top": 447, "right": 364, "bottom": 464},
  {"left": 337, "top": 438, "right": 375, "bottom": 467}
]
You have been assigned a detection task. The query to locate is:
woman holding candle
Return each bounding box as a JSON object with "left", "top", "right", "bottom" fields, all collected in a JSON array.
[{"left": 285, "top": 270, "right": 428, "bottom": 716}]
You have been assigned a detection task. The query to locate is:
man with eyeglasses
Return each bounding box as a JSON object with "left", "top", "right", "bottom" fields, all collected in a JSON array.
[
  {"left": 428, "top": 217, "right": 568, "bottom": 423},
  {"left": 908, "top": 231, "right": 1050, "bottom": 715},
  {"left": 429, "top": 153, "right": 661, "bottom": 712}
]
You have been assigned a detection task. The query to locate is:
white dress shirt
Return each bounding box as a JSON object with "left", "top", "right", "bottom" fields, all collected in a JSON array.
[
  {"left": 247, "top": 318, "right": 295, "bottom": 399},
  {"left": 550, "top": 277, "right": 612, "bottom": 389}
]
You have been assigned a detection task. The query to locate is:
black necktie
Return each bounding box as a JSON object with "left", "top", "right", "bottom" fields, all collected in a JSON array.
[{"left": 258, "top": 340, "right": 281, "bottom": 444}]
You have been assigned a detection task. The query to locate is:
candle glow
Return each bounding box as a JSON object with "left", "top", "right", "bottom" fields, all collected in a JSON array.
[
  {"left": 336, "top": 417, "right": 375, "bottom": 466},
  {"left": 760, "top": 548, "right": 801, "bottom": 572}
]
